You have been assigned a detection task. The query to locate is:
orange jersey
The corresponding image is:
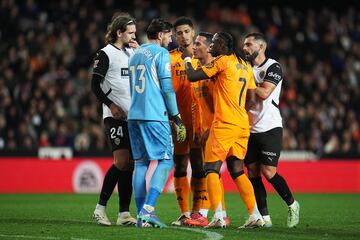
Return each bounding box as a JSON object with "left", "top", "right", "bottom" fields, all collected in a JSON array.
[
  {"left": 192, "top": 61, "right": 215, "bottom": 135},
  {"left": 201, "top": 54, "right": 256, "bottom": 129},
  {"left": 169, "top": 49, "right": 197, "bottom": 126}
]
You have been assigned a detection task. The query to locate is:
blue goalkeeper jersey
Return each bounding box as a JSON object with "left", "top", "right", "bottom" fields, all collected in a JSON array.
[{"left": 128, "top": 43, "right": 178, "bottom": 121}]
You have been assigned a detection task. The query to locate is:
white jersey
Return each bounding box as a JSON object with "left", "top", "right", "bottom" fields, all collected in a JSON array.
[
  {"left": 94, "top": 44, "right": 134, "bottom": 119},
  {"left": 249, "top": 58, "right": 283, "bottom": 133}
]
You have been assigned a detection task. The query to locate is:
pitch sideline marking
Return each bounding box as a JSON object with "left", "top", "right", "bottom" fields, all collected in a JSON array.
[
  {"left": 0, "top": 219, "right": 224, "bottom": 240},
  {"left": 171, "top": 227, "right": 224, "bottom": 240},
  {"left": 0, "top": 234, "right": 60, "bottom": 240},
  {"left": 0, "top": 234, "right": 98, "bottom": 240}
]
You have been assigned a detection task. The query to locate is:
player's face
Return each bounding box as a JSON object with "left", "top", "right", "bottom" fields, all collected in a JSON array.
[
  {"left": 160, "top": 31, "right": 173, "bottom": 48},
  {"left": 119, "top": 24, "right": 136, "bottom": 47},
  {"left": 175, "top": 24, "right": 195, "bottom": 48},
  {"left": 243, "top": 37, "right": 260, "bottom": 62},
  {"left": 193, "top": 36, "right": 210, "bottom": 59},
  {"left": 209, "top": 33, "right": 225, "bottom": 57}
]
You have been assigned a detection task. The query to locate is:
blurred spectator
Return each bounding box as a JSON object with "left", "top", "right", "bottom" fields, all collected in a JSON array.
[{"left": 0, "top": 0, "right": 359, "bottom": 157}]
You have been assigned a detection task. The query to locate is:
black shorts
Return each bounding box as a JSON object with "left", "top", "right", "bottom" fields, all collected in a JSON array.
[
  {"left": 104, "top": 117, "right": 131, "bottom": 152},
  {"left": 244, "top": 127, "right": 282, "bottom": 167}
]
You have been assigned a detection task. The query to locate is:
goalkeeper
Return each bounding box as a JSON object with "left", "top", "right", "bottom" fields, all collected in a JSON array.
[{"left": 127, "top": 18, "right": 186, "bottom": 228}]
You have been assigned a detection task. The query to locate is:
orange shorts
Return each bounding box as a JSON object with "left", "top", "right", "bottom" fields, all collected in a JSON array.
[
  {"left": 204, "top": 121, "right": 250, "bottom": 163},
  {"left": 173, "top": 123, "right": 199, "bottom": 155}
]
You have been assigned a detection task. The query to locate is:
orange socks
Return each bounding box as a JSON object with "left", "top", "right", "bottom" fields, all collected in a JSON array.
[
  {"left": 191, "top": 177, "right": 210, "bottom": 212},
  {"left": 220, "top": 178, "right": 226, "bottom": 211},
  {"left": 174, "top": 176, "right": 190, "bottom": 213},
  {"left": 234, "top": 174, "right": 256, "bottom": 215},
  {"left": 206, "top": 173, "right": 223, "bottom": 215}
]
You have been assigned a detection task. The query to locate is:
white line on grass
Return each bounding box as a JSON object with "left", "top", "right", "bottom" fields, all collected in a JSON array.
[
  {"left": 0, "top": 234, "right": 60, "bottom": 240},
  {"left": 0, "top": 234, "right": 98, "bottom": 240},
  {"left": 171, "top": 227, "right": 224, "bottom": 240},
  {"left": 0, "top": 219, "right": 224, "bottom": 240}
]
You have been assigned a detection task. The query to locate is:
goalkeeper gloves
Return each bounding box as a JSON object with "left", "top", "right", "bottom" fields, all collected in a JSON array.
[{"left": 172, "top": 113, "right": 186, "bottom": 143}]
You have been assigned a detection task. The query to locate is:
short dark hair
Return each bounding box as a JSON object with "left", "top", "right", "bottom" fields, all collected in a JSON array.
[
  {"left": 173, "top": 17, "right": 194, "bottom": 29},
  {"left": 245, "top": 32, "right": 267, "bottom": 44},
  {"left": 146, "top": 18, "right": 173, "bottom": 40},
  {"left": 105, "top": 12, "right": 136, "bottom": 44},
  {"left": 198, "top": 32, "right": 213, "bottom": 45}
]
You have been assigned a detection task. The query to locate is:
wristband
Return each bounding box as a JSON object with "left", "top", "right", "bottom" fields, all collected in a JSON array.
[{"left": 184, "top": 57, "right": 192, "bottom": 64}]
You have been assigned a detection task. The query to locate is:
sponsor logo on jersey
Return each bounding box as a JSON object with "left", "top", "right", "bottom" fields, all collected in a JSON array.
[
  {"left": 261, "top": 150, "right": 277, "bottom": 156},
  {"left": 267, "top": 71, "right": 281, "bottom": 81},
  {"left": 121, "top": 68, "right": 129, "bottom": 76},
  {"left": 175, "top": 69, "right": 186, "bottom": 76}
]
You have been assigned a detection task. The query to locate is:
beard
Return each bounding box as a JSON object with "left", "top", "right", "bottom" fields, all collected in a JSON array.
[{"left": 246, "top": 51, "right": 259, "bottom": 62}]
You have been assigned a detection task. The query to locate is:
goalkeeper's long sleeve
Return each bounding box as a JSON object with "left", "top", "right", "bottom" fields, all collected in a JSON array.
[{"left": 159, "top": 76, "right": 179, "bottom": 117}]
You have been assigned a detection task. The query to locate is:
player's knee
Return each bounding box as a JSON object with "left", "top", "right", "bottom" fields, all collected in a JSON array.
[
  {"left": 113, "top": 151, "right": 133, "bottom": 171},
  {"left": 114, "top": 161, "right": 133, "bottom": 171},
  {"left": 174, "top": 155, "right": 188, "bottom": 177},
  {"left": 204, "top": 161, "right": 222, "bottom": 176},
  {"left": 190, "top": 158, "right": 205, "bottom": 178},
  {"left": 226, "top": 156, "right": 245, "bottom": 180},
  {"left": 192, "top": 169, "right": 205, "bottom": 178},
  {"left": 247, "top": 163, "right": 261, "bottom": 178},
  {"left": 262, "top": 166, "right": 277, "bottom": 180}
]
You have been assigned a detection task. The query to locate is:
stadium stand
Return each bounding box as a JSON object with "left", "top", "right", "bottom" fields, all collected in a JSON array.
[{"left": 0, "top": 0, "right": 359, "bottom": 157}]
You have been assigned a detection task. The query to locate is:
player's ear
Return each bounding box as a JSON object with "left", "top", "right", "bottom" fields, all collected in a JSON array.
[
  {"left": 116, "top": 29, "right": 122, "bottom": 38},
  {"left": 157, "top": 32, "right": 163, "bottom": 41},
  {"left": 260, "top": 42, "right": 267, "bottom": 52}
]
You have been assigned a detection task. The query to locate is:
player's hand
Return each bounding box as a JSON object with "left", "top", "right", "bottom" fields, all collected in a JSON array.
[
  {"left": 181, "top": 47, "right": 192, "bottom": 60},
  {"left": 110, "top": 103, "right": 126, "bottom": 120},
  {"left": 172, "top": 113, "right": 186, "bottom": 143},
  {"left": 129, "top": 39, "right": 139, "bottom": 49}
]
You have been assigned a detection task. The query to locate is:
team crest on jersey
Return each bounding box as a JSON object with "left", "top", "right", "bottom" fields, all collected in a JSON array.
[
  {"left": 114, "top": 138, "right": 121, "bottom": 145},
  {"left": 166, "top": 62, "right": 171, "bottom": 71},
  {"left": 259, "top": 70, "right": 266, "bottom": 79},
  {"left": 93, "top": 60, "right": 99, "bottom": 69},
  {"left": 205, "top": 61, "right": 214, "bottom": 69}
]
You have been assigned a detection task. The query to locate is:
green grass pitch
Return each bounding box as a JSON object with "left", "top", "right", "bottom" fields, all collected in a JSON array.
[{"left": 0, "top": 193, "right": 359, "bottom": 240}]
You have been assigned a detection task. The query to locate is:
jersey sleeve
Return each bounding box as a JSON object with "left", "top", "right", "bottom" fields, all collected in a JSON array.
[
  {"left": 92, "top": 50, "right": 109, "bottom": 77},
  {"left": 201, "top": 57, "right": 224, "bottom": 78},
  {"left": 156, "top": 49, "right": 172, "bottom": 80},
  {"left": 264, "top": 62, "right": 283, "bottom": 85},
  {"left": 157, "top": 49, "right": 179, "bottom": 117}
]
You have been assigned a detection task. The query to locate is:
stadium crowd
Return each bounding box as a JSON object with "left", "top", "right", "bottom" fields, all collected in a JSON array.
[{"left": 0, "top": 0, "right": 359, "bottom": 157}]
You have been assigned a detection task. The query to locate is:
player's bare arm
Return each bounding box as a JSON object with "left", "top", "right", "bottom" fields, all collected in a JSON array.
[
  {"left": 255, "top": 81, "right": 276, "bottom": 100},
  {"left": 183, "top": 59, "right": 208, "bottom": 82},
  {"left": 245, "top": 89, "right": 257, "bottom": 111},
  {"left": 109, "top": 103, "right": 126, "bottom": 120}
]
